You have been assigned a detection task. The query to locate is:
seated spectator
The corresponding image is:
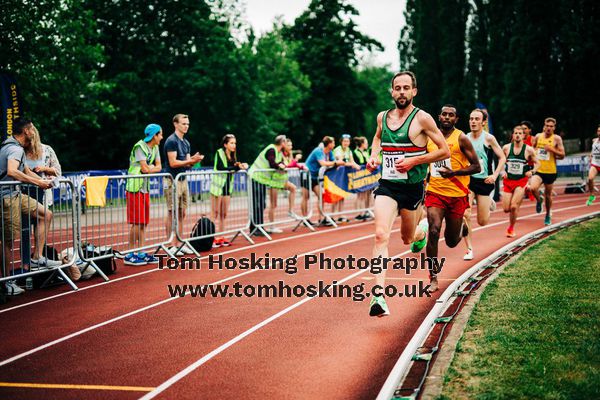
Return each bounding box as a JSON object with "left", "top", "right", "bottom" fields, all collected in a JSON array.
[
  {"left": 21, "top": 125, "right": 62, "bottom": 267},
  {"left": 1, "top": 119, "right": 60, "bottom": 296}
]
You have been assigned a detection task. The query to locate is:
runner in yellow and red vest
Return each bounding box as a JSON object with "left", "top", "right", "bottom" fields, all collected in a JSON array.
[
  {"left": 530, "top": 117, "right": 565, "bottom": 225},
  {"left": 410, "top": 105, "right": 480, "bottom": 292}
]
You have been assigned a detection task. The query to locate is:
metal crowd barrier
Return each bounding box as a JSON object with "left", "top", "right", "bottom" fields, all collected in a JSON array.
[
  {"left": 75, "top": 173, "right": 174, "bottom": 272},
  {"left": 1, "top": 179, "right": 78, "bottom": 291},
  {"left": 247, "top": 168, "right": 315, "bottom": 240},
  {"left": 317, "top": 166, "right": 375, "bottom": 228},
  {"left": 173, "top": 170, "right": 254, "bottom": 254}
]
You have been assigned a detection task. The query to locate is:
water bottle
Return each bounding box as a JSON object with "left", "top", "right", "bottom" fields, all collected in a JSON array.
[{"left": 26, "top": 277, "right": 33, "bottom": 290}]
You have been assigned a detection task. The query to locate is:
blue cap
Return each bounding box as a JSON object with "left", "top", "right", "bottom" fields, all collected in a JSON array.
[
  {"left": 144, "top": 124, "right": 162, "bottom": 142},
  {"left": 341, "top": 134, "right": 351, "bottom": 139}
]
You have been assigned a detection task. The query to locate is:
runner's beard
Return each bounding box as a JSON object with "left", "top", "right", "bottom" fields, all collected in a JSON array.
[{"left": 395, "top": 97, "right": 412, "bottom": 109}]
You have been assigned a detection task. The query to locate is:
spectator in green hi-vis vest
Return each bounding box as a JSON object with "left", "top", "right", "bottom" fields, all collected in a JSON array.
[
  {"left": 247, "top": 135, "right": 287, "bottom": 235},
  {"left": 124, "top": 124, "right": 163, "bottom": 266},
  {"left": 210, "top": 134, "right": 248, "bottom": 247},
  {"left": 332, "top": 134, "right": 361, "bottom": 223},
  {"left": 352, "top": 136, "right": 373, "bottom": 221}
]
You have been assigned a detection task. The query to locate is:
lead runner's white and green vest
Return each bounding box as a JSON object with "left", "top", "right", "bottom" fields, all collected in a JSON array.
[
  {"left": 380, "top": 107, "right": 428, "bottom": 184},
  {"left": 248, "top": 144, "right": 284, "bottom": 188},
  {"left": 209, "top": 148, "right": 236, "bottom": 196},
  {"left": 126, "top": 140, "right": 158, "bottom": 193}
]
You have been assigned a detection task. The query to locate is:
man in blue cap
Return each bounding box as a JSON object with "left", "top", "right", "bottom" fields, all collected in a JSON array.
[{"left": 124, "top": 123, "right": 163, "bottom": 266}]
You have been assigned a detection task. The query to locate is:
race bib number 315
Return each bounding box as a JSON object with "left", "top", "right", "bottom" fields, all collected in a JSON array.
[{"left": 382, "top": 154, "right": 407, "bottom": 180}]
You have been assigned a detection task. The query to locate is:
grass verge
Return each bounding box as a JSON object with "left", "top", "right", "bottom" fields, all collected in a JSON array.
[{"left": 439, "top": 218, "right": 600, "bottom": 400}]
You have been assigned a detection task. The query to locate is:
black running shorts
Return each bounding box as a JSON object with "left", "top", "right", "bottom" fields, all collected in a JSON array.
[{"left": 373, "top": 179, "right": 425, "bottom": 211}]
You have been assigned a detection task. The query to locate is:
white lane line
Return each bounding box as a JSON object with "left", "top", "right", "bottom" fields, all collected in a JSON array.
[
  {"left": 0, "top": 228, "right": 394, "bottom": 367},
  {"left": 0, "top": 220, "right": 378, "bottom": 314},
  {"left": 139, "top": 202, "right": 594, "bottom": 399},
  {"left": 2, "top": 194, "right": 585, "bottom": 314}
]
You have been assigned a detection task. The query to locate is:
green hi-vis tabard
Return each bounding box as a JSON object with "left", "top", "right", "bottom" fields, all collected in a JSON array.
[
  {"left": 126, "top": 140, "right": 158, "bottom": 193},
  {"left": 210, "top": 148, "right": 235, "bottom": 196},
  {"left": 380, "top": 107, "right": 427, "bottom": 184},
  {"left": 248, "top": 144, "right": 283, "bottom": 188}
]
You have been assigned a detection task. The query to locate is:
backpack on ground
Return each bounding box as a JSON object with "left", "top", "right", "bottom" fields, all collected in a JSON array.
[{"left": 189, "top": 216, "right": 215, "bottom": 252}]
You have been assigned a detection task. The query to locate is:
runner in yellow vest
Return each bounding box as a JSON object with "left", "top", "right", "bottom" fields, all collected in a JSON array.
[
  {"left": 410, "top": 105, "right": 480, "bottom": 292},
  {"left": 530, "top": 117, "right": 565, "bottom": 225},
  {"left": 124, "top": 124, "right": 163, "bottom": 266},
  {"left": 210, "top": 134, "right": 248, "bottom": 247},
  {"left": 248, "top": 135, "right": 287, "bottom": 235}
]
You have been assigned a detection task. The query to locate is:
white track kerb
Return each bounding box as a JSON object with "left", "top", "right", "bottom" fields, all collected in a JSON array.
[{"left": 376, "top": 210, "right": 600, "bottom": 400}]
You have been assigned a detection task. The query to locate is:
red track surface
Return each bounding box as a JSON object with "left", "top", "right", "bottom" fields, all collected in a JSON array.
[{"left": 0, "top": 192, "right": 598, "bottom": 400}]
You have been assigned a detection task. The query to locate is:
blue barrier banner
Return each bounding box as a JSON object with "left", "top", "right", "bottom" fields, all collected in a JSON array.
[
  {"left": 58, "top": 168, "right": 248, "bottom": 203},
  {"left": 323, "top": 166, "right": 380, "bottom": 203}
]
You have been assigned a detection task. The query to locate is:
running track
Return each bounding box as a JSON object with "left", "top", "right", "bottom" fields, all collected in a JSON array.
[{"left": 0, "top": 192, "right": 597, "bottom": 399}]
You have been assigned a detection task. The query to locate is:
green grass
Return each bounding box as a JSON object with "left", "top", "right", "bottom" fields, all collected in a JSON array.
[{"left": 439, "top": 218, "right": 600, "bottom": 400}]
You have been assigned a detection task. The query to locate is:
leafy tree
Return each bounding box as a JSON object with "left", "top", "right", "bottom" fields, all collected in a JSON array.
[
  {"left": 286, "top": 0, "right": 383, "bottom": 148},
  {"left": 253, "top": 20, "right": 311, "bottom": 146},
  {"left": 0, "top": 0, "right": 110, "bottom": 168}
]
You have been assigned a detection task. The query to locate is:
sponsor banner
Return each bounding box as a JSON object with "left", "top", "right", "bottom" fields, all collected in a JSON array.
[
  {"left": 323, "top": 166, "right": 380, "bottom": 204},
  {"left": 0, "top": 72, "right": 23, "bottom": 140}
]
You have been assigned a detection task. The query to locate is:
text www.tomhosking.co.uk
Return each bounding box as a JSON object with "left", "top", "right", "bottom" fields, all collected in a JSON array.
[{"left": 159, "top": 252, "right": 445, "bottom": 301}]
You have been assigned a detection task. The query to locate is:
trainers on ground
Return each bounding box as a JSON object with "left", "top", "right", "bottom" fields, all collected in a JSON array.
[
  {"left": 266, "top": 227, "right": 283, "bottom": 234},
  {"left": 144, "top": 254, "right": 159, "bottom": 264},
  {"left": 355, "top": 214, "right": 366, "bottom": 220},
  {"left": 31, "top": 256, "right": 62, "bottom": 269},
  {"left": 124, "top": 253, "right": 148, "bottom": 266},
  {"left": 536, "top": 197, "right": 543, "bottom": 213},
  {"left": 506, "top": 226, "right": 516, "bottom": 238},
  {"left": 212, "top": 237, "right": 223, "bottom": 248},
  {"left": 5, "top": 280, "right": 24, "bottom": 296},
  {"left": 319, "top": 219, "right": 334, "bottom": 227},
  {"left": 429, "top": 276, "right": 439, "bottom": 293},
  {"left": 463, "top": 248, "right": 474, "bottom": 260},
  {"left": 337, "top": 217, "right": 350, "bottom": 223},
  {"left": 180, "top": 244, "right": 195, "bottom": 255},
  {"left": 221, "top": 238, "right": 231, "bottom": 247},
  {"left": 544, "top": 214, "right": 552, "bottom": 225},
  {"left": 410, "top": 233, "right": 427, "bottom": 253},
  {"left": 168, "top": 246, "right": 184, "bottom": 256},
  {"left": 586, "top": 195, "right": 596, "bottom": 206},
  {"left": 369, "top": 295, "right": 390, "bottom": 317}
]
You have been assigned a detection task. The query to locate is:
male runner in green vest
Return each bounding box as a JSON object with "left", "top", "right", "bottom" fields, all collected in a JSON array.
[
  {"left": 125, "top": 124, "right": 163, "bottom": 266},
  {"left": 501, "top": 125, "right": 538, "bottom": 237},
  {"left": 366, "top": 71, "right": 450, "bottom": 317}
]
